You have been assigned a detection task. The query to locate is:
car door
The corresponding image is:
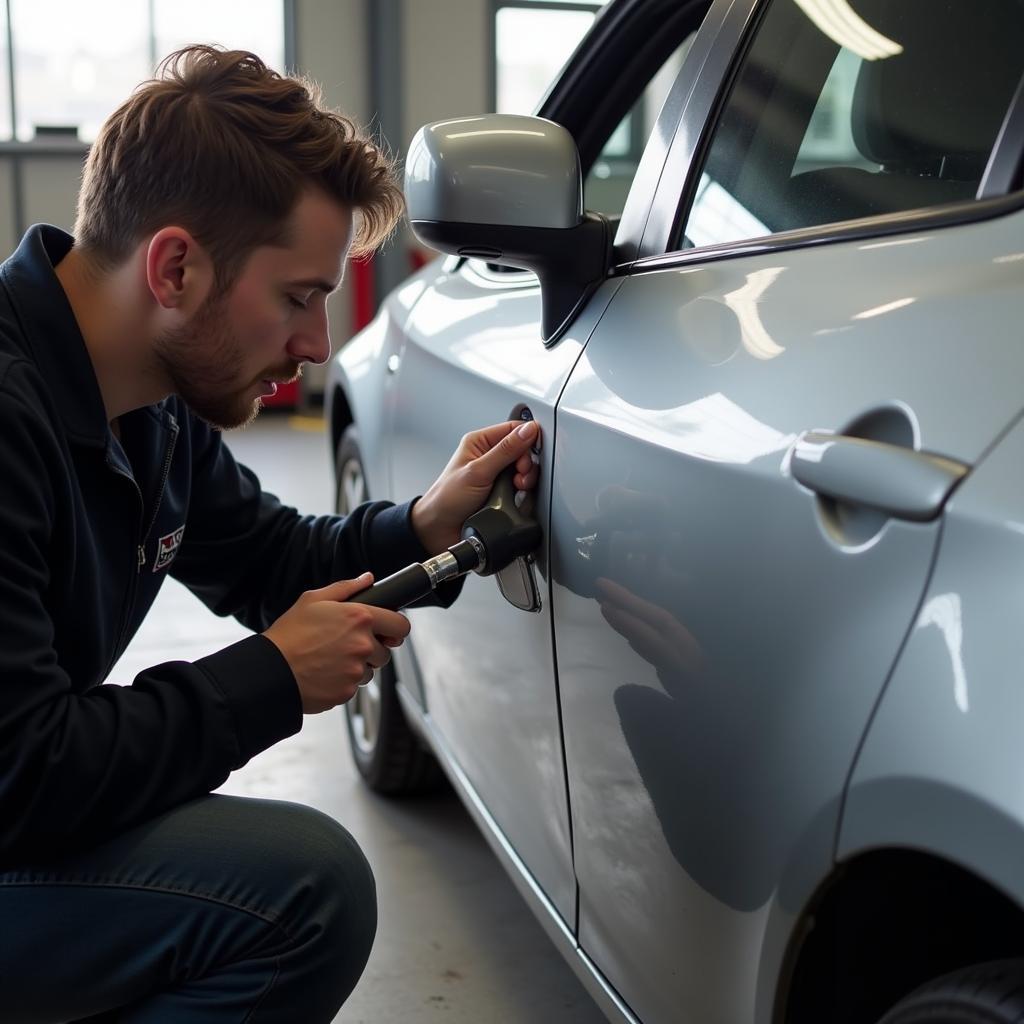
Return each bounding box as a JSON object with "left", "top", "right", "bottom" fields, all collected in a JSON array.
[
  {"left": 386, "top": 0, "right": 712, "bottom": 930},
  {"left": 550, "top": 0, "right": 1024, "bottom": 1020}
]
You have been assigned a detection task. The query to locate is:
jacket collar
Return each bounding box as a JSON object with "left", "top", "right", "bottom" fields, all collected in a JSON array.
[{"left": 1, "top": 224, "right": 111, "bottom": 448}]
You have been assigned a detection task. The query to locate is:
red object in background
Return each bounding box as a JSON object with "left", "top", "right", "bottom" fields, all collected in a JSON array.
[
  {"left": 263, "top": 250, "right": 427, "bottom": 409},
  {"left": 264, "top": 255, "right": 379, "bottom": 410},
  {"left": 350, "top": 249, "right": 433, "bottom": 336},
  {"left": 352, "top": 254, "right": 376, "bottom": 333},
  {"left": 261, "top": 379, "right": 300, "bottom": 409}
]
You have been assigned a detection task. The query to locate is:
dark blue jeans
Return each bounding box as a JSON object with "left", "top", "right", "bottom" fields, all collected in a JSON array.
[{"left": 0, "top": 795, "right": 377, "bottom": 1023}]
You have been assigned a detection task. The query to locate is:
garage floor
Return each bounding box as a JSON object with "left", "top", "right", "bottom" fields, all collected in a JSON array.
[{"left": 112, "top": 412, "right": 607, "bottom": 1024}]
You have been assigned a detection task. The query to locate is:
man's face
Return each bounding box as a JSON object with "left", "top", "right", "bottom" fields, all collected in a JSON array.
[{"left": 154, "top": 189, "right": 353, "bottom": 429}]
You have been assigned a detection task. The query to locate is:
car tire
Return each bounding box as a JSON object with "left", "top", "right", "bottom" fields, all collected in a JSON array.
[
  {"left": 335, "top": 425, "right": 444, "bottom": 796},
  {"left": 876, "top": 959, "right": 1024, "bottom": 1023}
]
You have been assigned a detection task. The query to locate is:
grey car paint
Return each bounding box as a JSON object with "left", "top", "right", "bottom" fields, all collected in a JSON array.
[
  {"left": 325, "top": 260, "right": 439, "bottom": 506},
  {"left": 550, "top": 206, "right": 1024, "bottom": 1024},
  {"left": 326, "top": 0, "right": 1024, "bottom": 1018},
  {"left": 840, "top": 407, "right": 1024, "bottom": 907},
  {"left": 383, "top": 255, "right": 625, "bottom": 929},
  {"left": 406, "top": 115, "right": 582, "bottom": 230}
]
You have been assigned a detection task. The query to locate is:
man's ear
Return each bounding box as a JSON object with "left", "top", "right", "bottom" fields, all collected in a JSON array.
[{"left": 145, "top": 227, "right": 214, "bottom": 312}]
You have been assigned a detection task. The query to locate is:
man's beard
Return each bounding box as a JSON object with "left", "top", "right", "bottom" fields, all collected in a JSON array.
[{"left": 153, "top": 295, "right": 300, "bottom": 430}]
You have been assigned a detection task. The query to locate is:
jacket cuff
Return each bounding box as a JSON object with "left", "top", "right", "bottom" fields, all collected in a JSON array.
[
  {"left": 366, "top": 499, "right": 432, "bottom": 577},
  {"left": 196, "top": 634, "right": 302, "bottom": 766},
  {"left": 368, "top": 498, "right": 465, "bottom": 609}
]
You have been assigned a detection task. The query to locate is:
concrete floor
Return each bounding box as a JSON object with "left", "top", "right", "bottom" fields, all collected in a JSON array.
[{"left": 111, "top": 412, "right": 607, "bottom": 1024}]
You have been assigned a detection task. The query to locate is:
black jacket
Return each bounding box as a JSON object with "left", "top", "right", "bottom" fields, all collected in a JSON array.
[{"left": 0, "top": 225, "right": 440, "bottom": 863}]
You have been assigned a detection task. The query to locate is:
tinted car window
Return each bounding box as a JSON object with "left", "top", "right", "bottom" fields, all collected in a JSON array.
[{"left": 680, "top": 0, "right": 1024, "bottom": 249}]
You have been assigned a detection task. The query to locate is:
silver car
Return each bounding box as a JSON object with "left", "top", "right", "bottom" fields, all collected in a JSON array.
[{"left": 326, "top": 0, "right": 1024, "bottom": 1020}]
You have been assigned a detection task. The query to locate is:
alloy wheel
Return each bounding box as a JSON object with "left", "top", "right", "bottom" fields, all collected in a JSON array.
[{"left": 336, "top": 452, "right": 382, "bottom": 752}]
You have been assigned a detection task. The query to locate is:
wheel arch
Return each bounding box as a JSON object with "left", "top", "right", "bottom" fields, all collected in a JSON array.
[
  {"left": 328, "top": 380, "right": 354, "bottom": 457},
  {"left": 769, "top": 417, "right": 1024, "bottom": 1021},
  {"left": 325, "top": 317, "right": 394, "bottom": 503},
  {"left": 774, "top": 831, "right": 1024, "bottom": 1023}
]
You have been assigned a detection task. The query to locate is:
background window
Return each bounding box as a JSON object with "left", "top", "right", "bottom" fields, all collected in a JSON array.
[
  {"left": 493, "top": 0, "right": 693, "bottom": 220},
  {"left": 681, "top": 0, "right": 1024, "bottom": 250},
  {"left": 494, "top": 3, "right": 601, "bottom": 116},
  {"left": 11, "top": 0, "right": 149, "bottom": 142},
  {"left": 8, "top": 0, "right": 285, "bottom": 142},
  {"left": 153, "top": 0, "right": 285, "bottom": 89},
  {"left": 0, "top": 18, "right": 11, "bottom": 140}
]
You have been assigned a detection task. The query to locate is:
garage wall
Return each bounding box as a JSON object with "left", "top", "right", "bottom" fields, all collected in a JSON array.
[
  {"left": 0, "top": 157, "right": 20, "bottom": 257},
  {"left": 402, "top": 0, "right": 490, "bottom": 150},
  {"left": 0, "top": 143, "right": 84, "bottom": 255},
  {"left": 0, "top": 0, "right": 492, "bottom": 396},
  {"left": 296, "top": 0, "right": 369, "bottom": 394}
]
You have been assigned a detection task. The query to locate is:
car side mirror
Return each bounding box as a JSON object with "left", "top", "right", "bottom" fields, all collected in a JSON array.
[{"left": 405, "top": 114, "right": 612, "bottom": 344}]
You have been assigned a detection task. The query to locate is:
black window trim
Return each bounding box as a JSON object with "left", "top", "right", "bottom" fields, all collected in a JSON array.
[
  {"left": 622, "top": 0, "right": 1024, "bottom": 276},
  {"left": 620, "top": 190, "right": 1024, "bottom": 278},
  {"left": 537, "top": 0, "right": 713, "bottom": 177},
  {"left": 980, "top": 71, "right": 1024, "bottom": 198},
  {"left": 490, "top": 0, "right": 658, "bottom": 166},
  {"left": 628, "top": 0, "right": 758, "bottom": 263}
]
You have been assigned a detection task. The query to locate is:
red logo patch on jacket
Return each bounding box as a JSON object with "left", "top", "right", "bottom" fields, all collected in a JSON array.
[{"left": 153, "top": 526, "right": 185, "bottom": 572}]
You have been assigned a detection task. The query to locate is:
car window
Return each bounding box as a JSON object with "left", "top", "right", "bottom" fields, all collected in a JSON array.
[
  {"left": 585, "top": 33, "right": 695, "bottom": 218},
  {"left": 679, "top": 0, "right": 1024, "bottom": 250}
]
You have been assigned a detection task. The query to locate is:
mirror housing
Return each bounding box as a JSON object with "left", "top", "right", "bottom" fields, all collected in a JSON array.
[{"left": 405, "top": 114, "right": 611, "bottom": 343}]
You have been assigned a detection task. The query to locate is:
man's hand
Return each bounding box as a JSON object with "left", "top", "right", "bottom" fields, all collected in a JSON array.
[
  {"left": 411, "top": 420, "right": 541, "bottom": 555},
  {"left": 263, "top": 574, "right": 411, "bottom": 714}
]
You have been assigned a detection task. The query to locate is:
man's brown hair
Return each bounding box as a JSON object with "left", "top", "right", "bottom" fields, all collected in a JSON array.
[{"left": 75, "top": 45, "right": 404, "bottom": 288}]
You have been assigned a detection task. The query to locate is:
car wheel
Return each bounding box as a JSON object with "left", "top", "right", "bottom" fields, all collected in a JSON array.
[
  {"left": 876, "top": 959, "right": 1024, "bottom": 1023},
  {"left": 335, "top": 424, "right": 443, "bottom": 795}
]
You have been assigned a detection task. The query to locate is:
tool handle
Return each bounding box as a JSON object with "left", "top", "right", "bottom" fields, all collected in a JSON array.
[
  {"left": 462, "top": 466, "right": 541, "bottom": 576},
  {"left": 347, "top": 563, "right": 432, "bottom": 610}
]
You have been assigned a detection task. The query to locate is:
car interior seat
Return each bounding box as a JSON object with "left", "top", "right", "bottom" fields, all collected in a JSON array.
[{"left": 779, "top": 0, "right": 1024, "bottom": 230}]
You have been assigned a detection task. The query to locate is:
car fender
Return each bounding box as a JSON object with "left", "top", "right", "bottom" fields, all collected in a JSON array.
[
  {"left": 326, "top": 258, "right": 443, "bottom": 500},
  {"left": 837, "top": 410, "right": 1024, "bottom": 908},
  {"left": 750, "top": 414, "right": 1024, "bottom": 1021},
  {"left": 749, "top": 789, "right": 844, "bottom": 1022}
]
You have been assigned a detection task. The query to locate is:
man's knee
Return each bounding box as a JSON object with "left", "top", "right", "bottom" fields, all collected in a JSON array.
[
  {"left": 261, "top": 801, "right": 378, "bottom": 998},
  {"left": 0, "top": 797, "right": 377, "bottom": 1022},
  {"left": 156, "top": 795, "right": 378, "bottom": 1003}
]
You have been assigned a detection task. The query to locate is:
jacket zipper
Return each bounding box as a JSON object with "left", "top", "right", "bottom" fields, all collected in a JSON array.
[
  {"left": 100, "top": 416, "right": 179, "bottom": 680},
  {"left": 99, "top": 461, "right": 145, "bottom": 682},
  {"left": 138, "top": 415, "right": 180, "bottom": 567}
]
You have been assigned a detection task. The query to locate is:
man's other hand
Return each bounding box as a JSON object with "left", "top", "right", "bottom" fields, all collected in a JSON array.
[
  {"left": 263, "top": 574, "right": 411, "bottom": 713},
  {"left": 411, "top": 420, "right": 541, "bottom": 555}
]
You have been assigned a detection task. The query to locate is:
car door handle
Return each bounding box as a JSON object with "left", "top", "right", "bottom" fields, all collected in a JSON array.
[{"left": 790, "top": 432, "right": 969, "bottom": 522}]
